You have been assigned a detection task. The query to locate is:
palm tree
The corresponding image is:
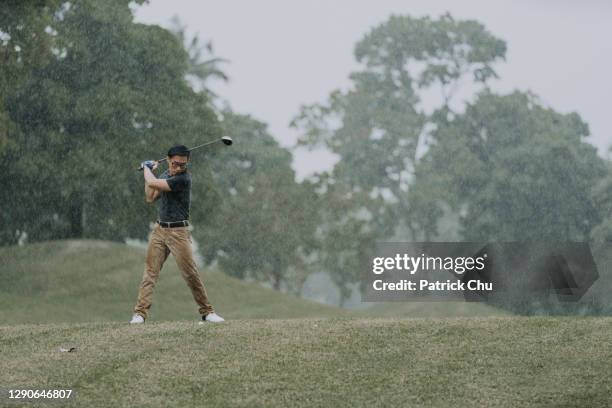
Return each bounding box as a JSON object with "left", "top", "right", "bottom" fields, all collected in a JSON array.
[{"left": 169, "top": 16, "right": 229, "bottom": 100}]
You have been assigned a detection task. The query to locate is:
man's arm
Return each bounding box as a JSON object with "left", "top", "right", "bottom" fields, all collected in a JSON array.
[
  {"left": 142, "top": 162, "right": 162, "bottom": 203},
  {"left": 145, "top": 183, "right": 160, "bottom": 203},
  {"left": 143, "top": 166, "right": 171, "bottom": 192}
]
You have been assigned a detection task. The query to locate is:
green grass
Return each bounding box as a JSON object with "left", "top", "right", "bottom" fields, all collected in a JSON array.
[
  {"left": 0, "top": 240, "right": 502, "bottom": 324},
  {"left": 360, "top": 300, "right": 510, "bottom": 318},
  {"left": 1, "top": 317, "right": 611, "bottom": 407}
]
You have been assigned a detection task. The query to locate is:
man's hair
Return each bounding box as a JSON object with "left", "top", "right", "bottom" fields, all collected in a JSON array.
[{"left": 167, "top": 144, "right": 190, "bottom": 158}]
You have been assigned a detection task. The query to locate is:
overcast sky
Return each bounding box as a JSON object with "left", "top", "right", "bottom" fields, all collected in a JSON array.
[{"left": 135, "top": 0, "right": 611, "bottom": 178}]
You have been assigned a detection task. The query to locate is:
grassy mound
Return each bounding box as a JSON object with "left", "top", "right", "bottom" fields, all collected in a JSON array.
[
  {"left": 2, "top": 317, "right": 611, "bottom": 407},
  {"left": 0, "top": 240, "right": 346, "bottom": 324}
]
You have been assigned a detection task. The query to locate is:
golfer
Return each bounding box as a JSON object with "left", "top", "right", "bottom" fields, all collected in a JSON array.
[{"left": 130, "top": 144, "right": 224, "bottom": 324}]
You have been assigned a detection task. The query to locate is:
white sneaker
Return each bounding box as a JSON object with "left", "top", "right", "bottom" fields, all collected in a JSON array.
[
  {"left": 202, "top": 312, "right": 225, "bottom": 323},
  {"left": 130, "top": 314, "right": 144, "bottom": 324}
]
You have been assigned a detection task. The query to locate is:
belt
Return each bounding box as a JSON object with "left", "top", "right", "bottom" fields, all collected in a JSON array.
[{"left": 157, "top": 220, "right": 189, "bottom": 228}]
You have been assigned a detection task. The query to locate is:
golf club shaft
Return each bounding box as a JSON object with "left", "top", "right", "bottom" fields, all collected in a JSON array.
[
  {"left": 138, "top": 136, "right": 231, "bottom": 170},
  {"left": 156, "top": 139, "right": 223, "bottom": 164}
]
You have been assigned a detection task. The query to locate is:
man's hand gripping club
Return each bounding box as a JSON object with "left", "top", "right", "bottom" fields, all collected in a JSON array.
[{"left": 140, "top": 160, "right": 158, "bottom": 171}]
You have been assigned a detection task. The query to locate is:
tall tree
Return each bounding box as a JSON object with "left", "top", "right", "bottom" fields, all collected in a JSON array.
[
  {"left": 291, "top": 14, "right": 506, "bottom": 294},
  {"left": 1, "top": 0, "right": 65, "bottom": 243},
  {"left": 410, "top": 91, "right": 606, "bottom": 241},
  {"left": 198, "top": 111, "right": 319, "bottom": 292},
  {"left": 168, "top": 16, "right": 229, "bottom": 100},
  {"left": 292, "top": 13, "right": 505, "bottom": 204}
]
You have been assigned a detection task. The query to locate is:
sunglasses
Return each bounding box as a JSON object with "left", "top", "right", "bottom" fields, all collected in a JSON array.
[{"left": 170, "top": 161, "right": 188, "bottom": 169}]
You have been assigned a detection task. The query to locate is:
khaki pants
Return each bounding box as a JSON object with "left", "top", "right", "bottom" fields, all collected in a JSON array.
[{"left": 134, "top": 224, "right": 214, "bottom": 319}]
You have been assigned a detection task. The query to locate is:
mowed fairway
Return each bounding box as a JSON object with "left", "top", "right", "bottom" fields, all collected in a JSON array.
[{"left": 2, "top": 318, "right": 612, "bottom": 407}]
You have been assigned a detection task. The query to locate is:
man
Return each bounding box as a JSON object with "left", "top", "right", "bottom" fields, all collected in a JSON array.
[{"left": 130, "top": 144, "right": 224, "bottom": 324}]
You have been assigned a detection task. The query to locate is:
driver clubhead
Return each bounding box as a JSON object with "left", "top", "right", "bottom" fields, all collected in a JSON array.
[{"left": 221, "top": 136, "right": 233, "bottom": 146}]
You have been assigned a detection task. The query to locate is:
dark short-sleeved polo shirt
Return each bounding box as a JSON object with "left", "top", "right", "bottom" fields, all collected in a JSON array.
[{"left": 158, "top": 170, "right": 191, "bottom": 222}]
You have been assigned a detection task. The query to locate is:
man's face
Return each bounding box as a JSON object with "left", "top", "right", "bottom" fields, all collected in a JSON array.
[{"left": 168, "top": 155, "right": 189, "bottom": 175}]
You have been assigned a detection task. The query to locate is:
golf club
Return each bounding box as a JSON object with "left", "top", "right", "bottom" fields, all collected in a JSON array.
[{"left": 139, "top": 136, "right": 233, "bottom": 170}]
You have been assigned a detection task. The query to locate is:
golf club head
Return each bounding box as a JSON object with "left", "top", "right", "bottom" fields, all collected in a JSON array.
[{"left": 221, "top": 136, "right": 233, "bottom": 146}]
